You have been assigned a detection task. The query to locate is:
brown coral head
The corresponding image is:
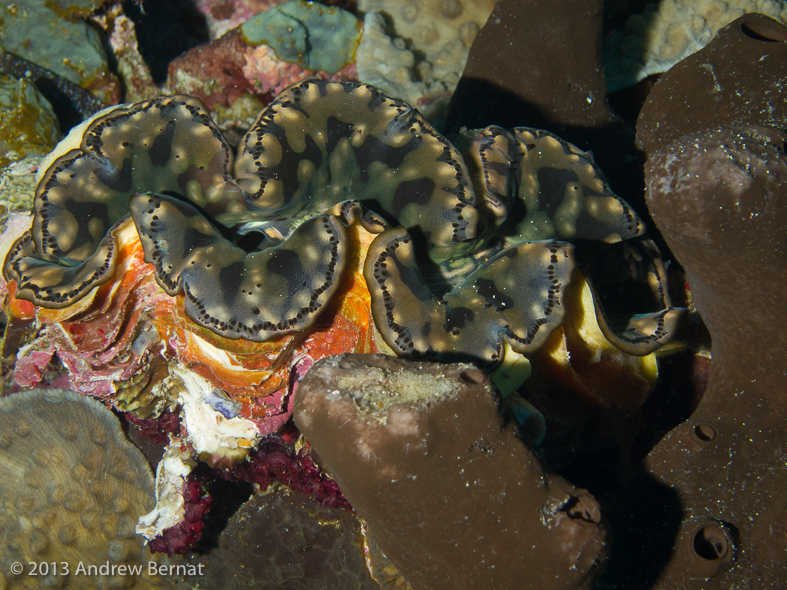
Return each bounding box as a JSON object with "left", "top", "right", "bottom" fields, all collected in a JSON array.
[
  {"left": 667, "top": 519, "right": 737, "bottom": 581},
  {"left": 739, "top": 13, "right": 787, "bottom": 43},
  {"left": 0, "top": 388, "right": 159, "bottom": 587},
  {"left": 644, "top": 125, "right": 787, "bottom": 586},
  {"left": 293, "top": 353, "right": 609, "bottom": 590}
]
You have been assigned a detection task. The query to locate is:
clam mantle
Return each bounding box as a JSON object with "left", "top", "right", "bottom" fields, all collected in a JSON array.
[{"left": 3, "top": 78, "right": 679, "bottom": 366}]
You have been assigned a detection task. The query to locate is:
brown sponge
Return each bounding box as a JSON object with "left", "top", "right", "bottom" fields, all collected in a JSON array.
[
  {"left": 644, "top": 124, "right": 787, "bottom": 587},
  {"left": 293, "top": 353, "right": 608, "bottom": 590}
]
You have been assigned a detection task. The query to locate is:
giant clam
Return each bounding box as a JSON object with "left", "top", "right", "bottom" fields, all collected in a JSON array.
[{"left": 3, "top": 78, "right": 679, "bottom": 366}]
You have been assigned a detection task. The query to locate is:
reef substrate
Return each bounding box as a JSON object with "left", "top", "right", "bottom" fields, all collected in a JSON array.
[{"left": 1, "top": 1, "right": 785, "bottom": 589}]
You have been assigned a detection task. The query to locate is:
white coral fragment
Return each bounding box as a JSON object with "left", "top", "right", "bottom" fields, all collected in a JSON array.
[
  {"left": 171, "top": 364, "right": 261, "bottom": 461},
  {"left": 136, "top": 443, "right": 195, "bottom": 541}
]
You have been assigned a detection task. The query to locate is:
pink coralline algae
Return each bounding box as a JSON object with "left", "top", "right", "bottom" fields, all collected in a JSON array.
[
  {"left": 194, "top": 0, "right": 287, "bottom": 38},
  {"left": 242, "top": 43, "right": 357, "bottom": 97},
  {"left": 160, "top": 29, "right": 357, "bottom": 113},
  {"left": 220, "top": 427, "right": 350, "bottom": 510},
  {"left": 96, "top": 0, "right": 359, "bottom": 114},
  {"left": 148, "top": 476, "right": 213, "bottom": 556}
]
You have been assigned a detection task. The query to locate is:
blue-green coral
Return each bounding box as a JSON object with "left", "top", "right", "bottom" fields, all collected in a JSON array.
[{"left": 240, "top": 0, "right": 360, "bottom": 74}]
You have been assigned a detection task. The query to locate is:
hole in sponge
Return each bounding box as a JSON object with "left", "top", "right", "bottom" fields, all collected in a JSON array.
[
  {"left": 740, "top": 19, "right": 787, "bottom": 43},
  {"left": 692, "top": 423, "right": 716, "bottom": 443},
  {"left": 692, "top": 525, "right": 729, "bottom": 561}
]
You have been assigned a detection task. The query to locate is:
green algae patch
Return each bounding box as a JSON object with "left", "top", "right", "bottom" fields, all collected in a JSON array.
[
  {"left": 240, "top": 0, "right": 360, "bottom": 74},
  {"left": 0, "top": 77, "right": 60, "bottom": 168}
]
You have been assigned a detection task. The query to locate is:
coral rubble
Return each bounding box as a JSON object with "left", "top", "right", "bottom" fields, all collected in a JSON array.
[
  {"left": 138, "top": 445, "right": 212, "bottom": 556},
  {"left": 294, "top": 354, "right": 608, "bottom": 590}
]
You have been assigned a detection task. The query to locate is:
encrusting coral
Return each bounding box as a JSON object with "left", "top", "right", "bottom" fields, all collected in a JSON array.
[
  {"left": 0, "top": 76, "right": 60, "bottom": 168},
  {"left": 193, "top": 0, "right": 287, "bottom": 40},
  {"left": 3, "top": 78, "right": 678, "bottom": 367},
  {"left": 355, "top": 0, "right": 497, "bottom": 121},
  {"left": 603, "top": 0, "right": 787, "bottom": 92},
  {"left": 0, "top": 52, "right": 107, "bottom": 126},
  {"left": 0, "top": 155, "right": 41, "bottom": 214},
  {"left": 0, "top": 388, "right": 171, "bottom": 589},
  {"left": 239, "top": 0, "right": 360, "bottom": 74},
  {"left": 0, "top": 0, "right": 119, "bottom": 105},
  {"left": 293, "top": 353, "right": 608, "bottom": 590}
]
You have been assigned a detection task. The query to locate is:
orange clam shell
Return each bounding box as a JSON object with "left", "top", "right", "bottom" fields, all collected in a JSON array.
[{"left": 5, "top": 216, "right": 381, "bottom": 430}]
